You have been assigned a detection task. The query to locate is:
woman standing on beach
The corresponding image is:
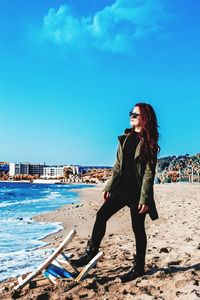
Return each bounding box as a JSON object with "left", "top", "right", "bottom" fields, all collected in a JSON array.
[{"left": 72, "top": 102, "right": 160, "bottom": 283}]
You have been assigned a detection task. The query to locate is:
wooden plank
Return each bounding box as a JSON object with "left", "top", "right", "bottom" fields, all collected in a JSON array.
[
  {"left": 14, "top": 229, "right": 76, "bottom": 290},
  {"left": 74, "top": 251, "right": 103, "bottom": 282},
  {"left": 17, "top": 276, "right": 23, "bottom": 284},
  {"left": 56, "top": 258, "right": 78, "bottom": 273},
  {"left": 28, "top": 278, "right": 52, "bottom": 288},
  {"left": 62, "top": 252, "right": 78, "bottom": 273}
]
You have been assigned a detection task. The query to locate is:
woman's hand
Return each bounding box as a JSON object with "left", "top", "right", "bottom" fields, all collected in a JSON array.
[
  {"left": 138, "top": 203, "right": 149, "bottom": 214},
  {"left": 103, "top": 191, "right": 111, "bottom": 202}
]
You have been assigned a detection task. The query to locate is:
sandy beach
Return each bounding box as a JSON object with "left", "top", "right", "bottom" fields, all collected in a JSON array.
[{"left": 0, "top": 183, "right": 200, "bottom": 300}]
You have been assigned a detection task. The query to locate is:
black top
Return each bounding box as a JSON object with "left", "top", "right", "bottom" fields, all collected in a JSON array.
[{"left": 119, "top": 131, "right": 140, "bottom": 187}]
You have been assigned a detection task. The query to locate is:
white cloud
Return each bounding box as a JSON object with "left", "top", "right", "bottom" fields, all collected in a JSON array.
[{"left": 40, "top": 0, "right": 169, "bottom": 53}]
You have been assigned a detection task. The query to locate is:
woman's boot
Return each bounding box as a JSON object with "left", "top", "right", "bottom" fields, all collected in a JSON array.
[
  {"left": 70, "top": 239, "right": 99, "bottom": 267},
  {"left": 120, "top": 254, "right": 145, "bottom": 283}
]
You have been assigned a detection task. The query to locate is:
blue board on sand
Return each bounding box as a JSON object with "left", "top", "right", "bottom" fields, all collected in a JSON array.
[{"left": 46, "top": 263, "right": 75, "bottom": 279}]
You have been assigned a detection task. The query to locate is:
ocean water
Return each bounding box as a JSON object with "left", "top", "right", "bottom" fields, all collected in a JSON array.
[{"left": 0, "top": 181, "right": 94, "bottom": 282}]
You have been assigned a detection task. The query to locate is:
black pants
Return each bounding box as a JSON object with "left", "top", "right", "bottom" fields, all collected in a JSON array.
[{"left": 91, "top": 184, "right": 147, "bottom": 262}]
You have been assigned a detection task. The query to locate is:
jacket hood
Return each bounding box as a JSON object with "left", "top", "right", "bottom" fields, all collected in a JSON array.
[
  {"left": 118, "top": 128, "right": 144, "bottom": 145},
  {"left": 124, "top": 128, "right": 132, "bottom": 134},
  {"left": 117, "top": 128, "right": 131, "bottom": 146}
]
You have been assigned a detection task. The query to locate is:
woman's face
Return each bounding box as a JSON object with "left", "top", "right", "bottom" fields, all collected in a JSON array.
[{"left": 130, "top": 106, "right": 141, "bottom": 128}]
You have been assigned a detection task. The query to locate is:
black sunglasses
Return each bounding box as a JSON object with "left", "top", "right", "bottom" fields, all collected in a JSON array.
[{"left": 129, "top": 111, "right": 140, "bottom": 118}]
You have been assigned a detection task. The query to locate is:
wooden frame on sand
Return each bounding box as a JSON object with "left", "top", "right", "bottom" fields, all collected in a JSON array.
[{"left": 14, "top": 229, "right": 103, "bottom": 291}]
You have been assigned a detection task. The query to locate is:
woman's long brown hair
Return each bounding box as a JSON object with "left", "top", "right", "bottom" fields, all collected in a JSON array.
[{"left": 131, "top": 102, "right": 161, "bottom": 166}]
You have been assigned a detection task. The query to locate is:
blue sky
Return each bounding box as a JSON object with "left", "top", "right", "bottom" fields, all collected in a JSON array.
[{"left": 0, "top": 0, "right": 200, "bottom": 165}]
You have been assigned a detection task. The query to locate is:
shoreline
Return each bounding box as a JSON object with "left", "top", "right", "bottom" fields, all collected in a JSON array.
[
  {"left": 32, "top": 183, "right": 105, "bottom": 249},
  {"left": 0, "top": 183, "right": 96, "bottom": 283},
  {"left": 0, "top": 180, "right": 98, "bottom": 185},
  {"left": 0, "top": 183, "right": 200, "bottom": 299}
]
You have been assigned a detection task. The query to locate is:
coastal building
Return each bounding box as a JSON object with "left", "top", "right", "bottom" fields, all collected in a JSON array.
[
  {"left": 8, "top": 162, "right": 113, "bottom": 181},
  {"left": 9, "top": 163, "right": 44, "bottom": 176},
  {"left": 64, "top": 165, "right": 80, "bottom": 175},
  {"left": 42, "top": 165, "right": 81, "bottom": 178},
  {"left": 43, "top": 166, "right": 64, "bottom": 178},
  {"left": 9, "top": 162, "right": 80, "bottom": 178}
]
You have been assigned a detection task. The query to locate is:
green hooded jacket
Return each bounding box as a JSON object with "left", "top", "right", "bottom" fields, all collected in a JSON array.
[{"left": 103, "top": 128, "right": 159, "bottom": 221}]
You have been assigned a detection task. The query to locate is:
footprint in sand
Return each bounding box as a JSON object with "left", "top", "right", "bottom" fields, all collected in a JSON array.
[
  {"left": 152, "top": 256, "right": 160, "bottom": 263},
  {"left": 184, "top": 237, "right": 193, "bottom": 242},
  {"left": 159, "top": 247, "right": 171, "bottom": 253},
  {"left": 167, "top": 260, "right": 182, "bottom": 266}
]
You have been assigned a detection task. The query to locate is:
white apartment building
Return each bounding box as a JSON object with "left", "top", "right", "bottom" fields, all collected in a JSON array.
[
  {"left": 43, "top": 166, "right": 64, "bottom": 178},
  {"left": 9, "top": 163, "right": 44, "bottom": 176},
  {"left": 43, "top": 165, "right": 79, "bottom": 178}
]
